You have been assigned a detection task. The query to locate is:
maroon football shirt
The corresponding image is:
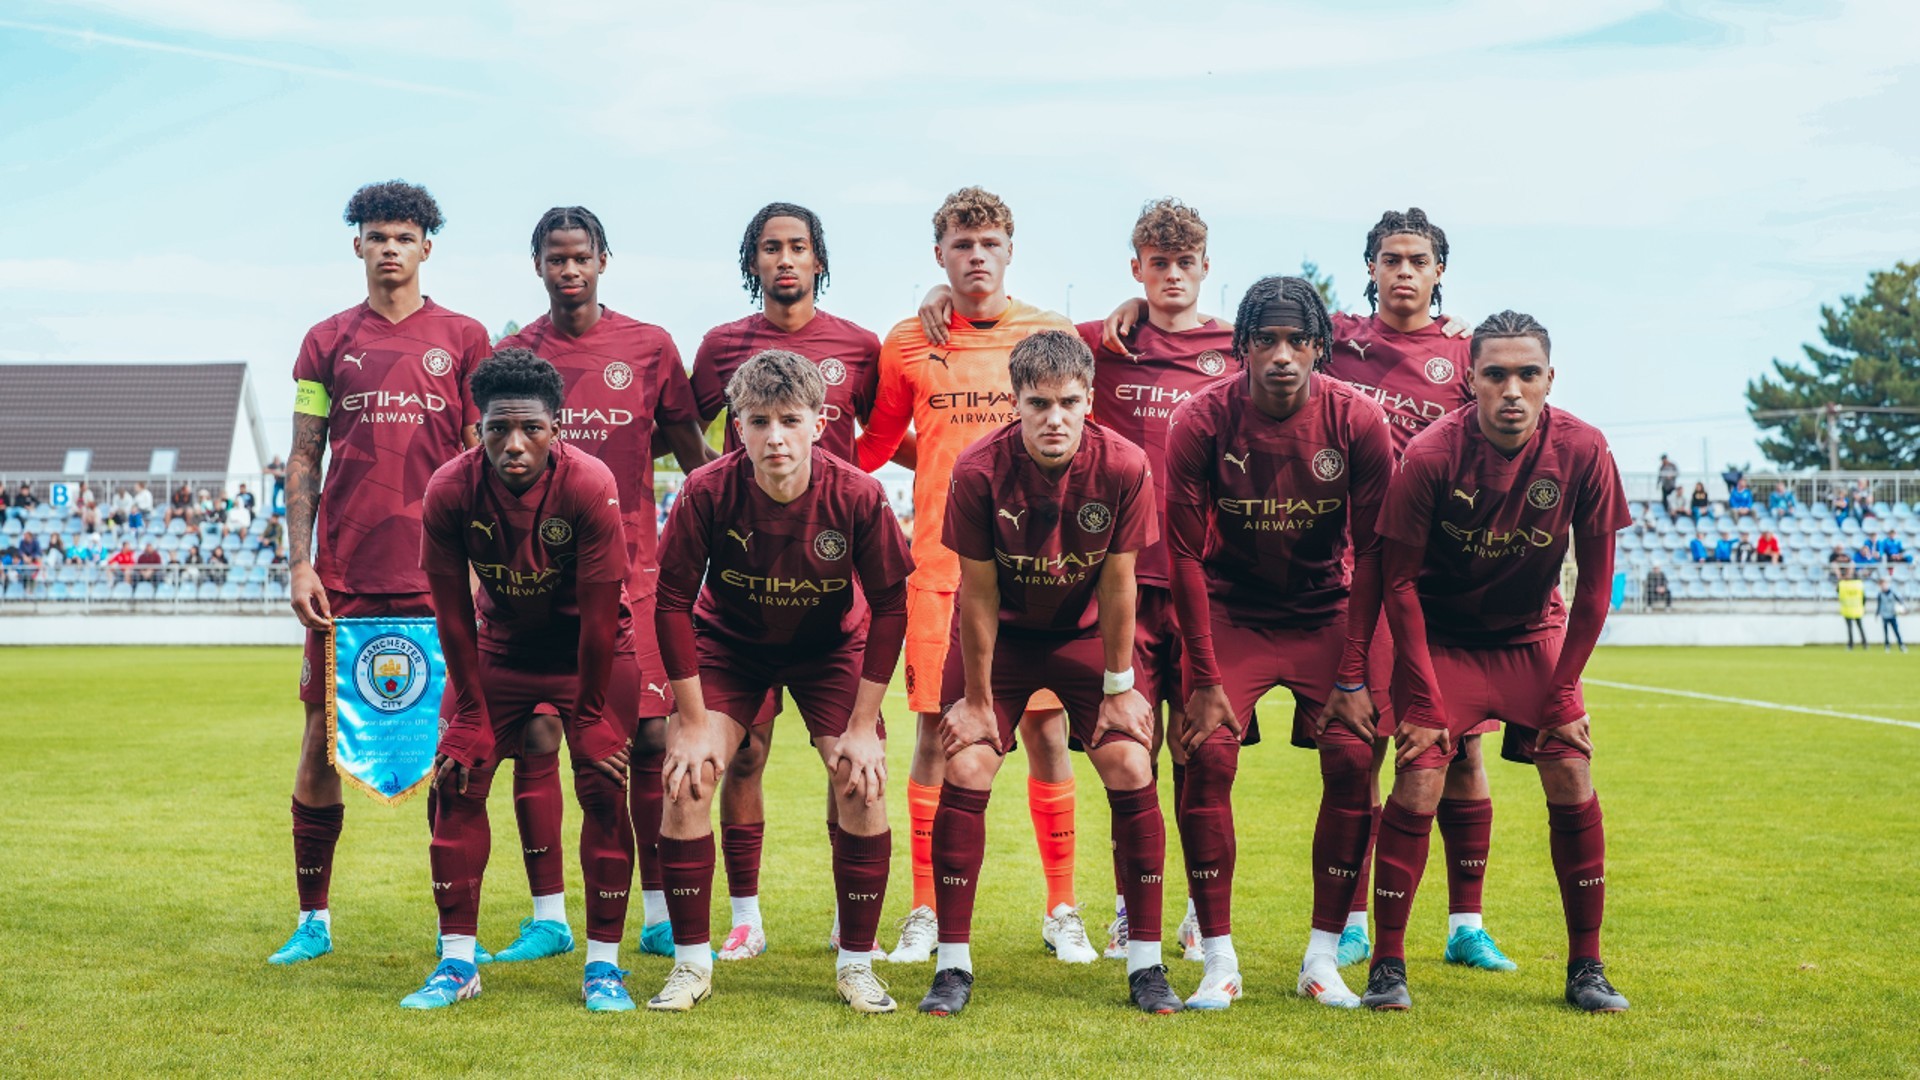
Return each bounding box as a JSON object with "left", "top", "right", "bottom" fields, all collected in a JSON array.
[
  {"left": 943, "top": 421, "right": 1157, "bottom": 636},
  {"left": 1164, "top": 375, "right": 1393, "bottom": 665},
  {"left": 655, "top": 447, "right": 913, "bottom": 659},
  {"left": 499, "top": 309, "right": 700, "bottom": 601},
  {"left": 692, "top": 311, "right": 882, "bottom": 462},
  {"left": 1376, "top": 404, "right": 1631, "bottom": 647},
  {"left": 1077, "top": 317, "right": 1237, "bottom": 589},
  {"left": 421, "top": 441, "right": 634, "bottom": 667},
  {"left": 1324, "top": 312, "right": 1472, "bottom": 455},
  {"left": 293, "top": 298, "right": 489, "bottom": 594}
]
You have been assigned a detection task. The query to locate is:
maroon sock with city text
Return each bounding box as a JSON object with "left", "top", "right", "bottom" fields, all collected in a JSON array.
[
  {"left": 1548, "top": 795, "right": 1607, "bottom": 961},
  {"left": 833, "top": 828, "right": 892, "bottom": 954},
  {"left": 1350, "top": 804, "right": 1381, "bottom": 916},
  {"left": 931, "top": 784, "right": 991, "bottom": 944},
  {"left": 1371, "top": 798, "right": 1435, "bottom": 963},
  {"left": 290, "top": 797, "right": 343, "bottom": 911},
  {"left": 1176, "top": 734, "right": 1239, "bottom": 938},
  {"left": 657, "top": 833, "right": 716, "bottom": 946},
  {"left": 512, "top": 751, "right": 566, "bottom": 898},
  {"left": 722, "top": 821, "right": 765, "bottom": 899},
  {"left": 631, "top": 750, "right": 665, "bottom": 894},
  {"left": 1437, "top": 797, "right": 1494, "bottom": 915},
  {"left": 1311, "top": 740, "right": 1375, "bottom": 933},
  {"left": 573, "top": 764, "right": 634, "bottom": 943},
  {"left": 427, "top": 768, "right": 496, "bottom": 937},
  {"left": 1108, "top": 783, "right": 1165, "bottom": 942}
]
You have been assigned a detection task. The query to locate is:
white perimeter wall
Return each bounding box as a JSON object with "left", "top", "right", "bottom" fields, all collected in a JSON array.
[{"left": 1600, "top": 613, "right": 1878, "bottom": 646}]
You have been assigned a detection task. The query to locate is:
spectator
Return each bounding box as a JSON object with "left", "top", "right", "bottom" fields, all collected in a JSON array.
[
  {"left": 1720, "top": 463, "right": 1746, "bottom": 496},
  {"left": 1732, "top": 530, "right": 1755, "bottom": 563},
  {"left": 259, "top": 514, "right": 285, "bottom": 557},
  {"left": 225, "top": 497, "right": 253, "bottom": 532},
  {"left": 132, "top": 481, "right": 155, "bottom": 519},
  {"left": 266, "top": 456, "right": 287, "bottom": 511},
  {"left": 168, "top": 482, "right": 193, "bottom": 524},
  {"left": 42, "top": 532, "right": 65, "bottom": 570},
  {"left": 1768, "top": 481, "right": 1798, "bottom": 517},
  {"left": 1853, "top": 539, "right": 1882, "bottom": 565},
  {"left": 1829, "top": 487, "right": 1851, "bottom": 527},
  {"left": 1838, "top": 569, "right": 1867, "bottom": 650},
  {"left": 70, "top": 533, "right": 100, "bottom": 563},
  {"left": 1878, "top": 572, "right": 1908, "bottom": 653},
  {"left": 1689, "top": 481, "right": 1713, "bottom": 523},
  {"left": 179, "top": 543, "right": 205, "bottom": 586},
  {"left": 135, "top": 541, "right": 164, "bottom": 584},
  {"left": 206, "top": 545, "right": 229, "bottom": 584},
  {"left": 1728, "top": 479, "right": 1755, "bottom": 521},
  {"left": 1877, "top": 530, "right": 1911, "bottom": 564},
  {"left": 1644, "top": 564, "right": 1672, "bottom": 610},
  {"left": 106, "top": 541, "right": 137, "bottom": 583},
  {"left": 80, "top": 501, "right": 99, "bottom": 533},
  {"left": 1851, "top": 478, "right": 1874, "bottom": 523},
  {"left": 236, "top": 482, "right": 256, "bottom": 513},
  {"left": 1756, "top": 530, "right": 1782, "bottom": 564},
  {"left": 1689, "top": 533, "right": 1711, "bottom": 562},
  {"left": 1657, "top": 453, "right": 1678, "bottom": 508},
  {"left": 1714, "top": 533, "right": 1735, "bottom": 563},
  {"left": 17, "top": 531, "right": 42, "bottom": 565},
  {"left": 196, "top": 488, "right": 218, "bottom": 523},
  {"left": 14, "top": 481, "right": 37, "bottom": 511}
]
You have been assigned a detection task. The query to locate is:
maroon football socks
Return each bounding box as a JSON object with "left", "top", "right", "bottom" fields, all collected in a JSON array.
[
  {"left": 931, "top": 783, "right": 991, "bottom": 944},
  {"left": 1177, "top": 733, "right": 1239, "bottom": 938},
  {"left": 1437, "top": 797, "right": 1494, "bottom": 915},
  {"left": 290, "top": 797, "right": 343, "bottom": 911},
  {"left": 512, "top": 751, "right": 565, "bottom": 897},
  {"left": 1311, "top": 737, "right": 1375, "bottom": 933},
  {"left": 1107, "top": 784, "right": 1165, "bottom": 942},
  {"left": 832, "top": 828, "right": 891, "bottom": 955},
  {"left": 658, "top": 833, "right": 716, "bottom": 947},
  {"left": 1548, "top": 795, "right": 1606, "bottom": 960},
  {"left": 722, "top": 821, "right": 765, "bottom": 899},
  {"left": 572, "top": 763, "right": 633, "bottom": 943},
  {"left": 1370, "top": 798, "right": 1435, "bottom": 963}
]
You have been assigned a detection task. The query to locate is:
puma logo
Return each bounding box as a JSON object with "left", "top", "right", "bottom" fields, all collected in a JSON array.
[
  {"left": 1451, "top": 488, "right": 1480, "bottom": 508},
  {"left": 469, "top": 520, "right": 495, "bottom": 538},
  {"left": 608, "top": 497, "right": 619, "bottom": 506},
  {"left": 646, "top": 682, "right": 669, "bottom": 699},
  {"left": 998, "top": 508, "right": 1026, "bottom": 530},
  {"left": 727, "top": 528, "right": 753, "bottom": 551},
  {"left": 927, "top": 351, "right": 950, "bottom": 370},
  {"left": 1223, "top": 451, "right": 1249, "bottom": 473},
  {"left": 342, "top": 352, "right": 366, "bottom": 369},
  {"left": 1347, "top": 339, "right": 1371, "bottom": 361}
]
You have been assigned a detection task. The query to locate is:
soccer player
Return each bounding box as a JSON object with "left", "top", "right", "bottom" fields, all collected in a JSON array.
[
  {"left": 925, "top": 198, "right": 1237, "bottom": 961},
  {"left": 1163, "top": 276, "right": 1393, "bottom": 1011},
  {"left": 1361, "top": 311, "right": 1631, "bottom": 1014},
  {"left": 857, "top": 187, "right": 1095, "bottom": 964},
  {"left": 690, "top": 202, "right": 884, "bottom": 960},
  {"left": 276, "top": 181, "right": 494, "bottom": 966},
  {"left": 648, "top": 350, "right": 912, "bottom": 1012},
  {"left": 403, "top": 349, "right": 639, "bottom": 1011},
  {"left": 1104, "top": 208, "right": 1499, "bottom": 970},
  {"left": 499, "top": 207, "right": 715, "bottom": 964},
  {"left": 917, "top": 330, "right": 1180, "bottom": 1017}
]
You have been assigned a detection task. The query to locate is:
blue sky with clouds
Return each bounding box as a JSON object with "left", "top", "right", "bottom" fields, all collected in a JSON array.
[{"left": 3, "top": 0, "right": 1916, "bottom": 480}]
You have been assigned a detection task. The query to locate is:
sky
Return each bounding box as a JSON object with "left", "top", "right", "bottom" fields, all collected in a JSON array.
[{"left": 2, "top": 0, "right": 1917, "bottom": 484}]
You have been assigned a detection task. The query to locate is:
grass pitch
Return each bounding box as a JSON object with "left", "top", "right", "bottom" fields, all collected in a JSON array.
[{"left": 0, "top": 645, "right": 1915, "bottom": 1078}]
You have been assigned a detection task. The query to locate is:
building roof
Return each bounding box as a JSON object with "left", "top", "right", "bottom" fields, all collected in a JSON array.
[{"left": 0, "top": 362, "right": 247, "bottom": 473}]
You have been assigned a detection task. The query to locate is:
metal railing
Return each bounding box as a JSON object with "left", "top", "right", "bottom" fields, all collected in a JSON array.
[{"left": 0, "top": 561, "right": 291, "bottom": 612}]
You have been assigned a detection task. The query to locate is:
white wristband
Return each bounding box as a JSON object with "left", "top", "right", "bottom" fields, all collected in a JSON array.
[{"left": 1103, "top": 668, "right": 1135, "bottom": 695}]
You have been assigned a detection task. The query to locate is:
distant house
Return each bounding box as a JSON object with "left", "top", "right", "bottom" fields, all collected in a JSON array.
[{"left": 0, "top": 362, "right": 270, "bottom": 477}]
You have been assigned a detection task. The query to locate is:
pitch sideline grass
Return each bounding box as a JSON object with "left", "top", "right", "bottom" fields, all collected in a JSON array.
[{"left": 0, "top": 645, "right": 1914, "bottom": 1077}]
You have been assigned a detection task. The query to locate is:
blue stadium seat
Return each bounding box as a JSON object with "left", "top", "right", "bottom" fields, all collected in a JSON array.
[
  {"left": 57, "top": 566, "right": 78, "bottom": 585},
  {"left": 110, "top": 581, "right": 133, "bottom": 601},
  {"left": 1708, "top": 581, "right": 1730, "bottom": 599},
  {"left": 154, "top": 582, "right": 176, "bottom": 601},
  {"left": 219, "top": 582, "right": 241, "bottom": 601},
  {"left": 5, "top": 580, "right": 26, "bottom": 600},
  {"left": 1795, "top": 581, "right": 1818, "bottom": 599},
  {"left": 3, "top": 519, "right": 21, "bottom": 537},
  {"left": 197, "top": 581, "right": 220, "bottom": 601},
  {"left": 240, "top": 582, "right": 263, "bottom": 601},
  {"left": 132, "top": 581, "right": 155, "bottom": 600},
  {"left": 232, "top": 548, "right": 255, "bottom": 568},
  {"left": 48, "top": 582, "right": 69, "bottom": 601},
  {"left": 158, "top": 535, "right": 180, "bottom": 554},
  {"left": 1730, "top": 582, "right": 1752, "bottom": 600},
  {"left": 166, "top": 517, "right": 187, "bottom": 535}
]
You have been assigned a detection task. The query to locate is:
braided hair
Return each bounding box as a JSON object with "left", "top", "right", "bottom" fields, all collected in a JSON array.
[
  {"left": 530, "top": 206, "right": 610, "bottom": 257},
  {"left": 1468, "top": 310, "right": 1551, "bottom": 362},
  {"left": 1363, "top": 207, "right": 1448, "bottom": 313},
  {"left": 738, "top": 202, "right": 830, "bottom": 303},
  {"left": 1232, "top": 275, "right": 1336, "bottom": 372}
]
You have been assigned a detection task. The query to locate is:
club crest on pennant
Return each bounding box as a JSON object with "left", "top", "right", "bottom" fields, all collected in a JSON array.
[
  {"left": 354, "top": 634, "right": 428, "bottom": 712},
  {"left": 329, "top": 619, "right": 445, "bottom": 806}
]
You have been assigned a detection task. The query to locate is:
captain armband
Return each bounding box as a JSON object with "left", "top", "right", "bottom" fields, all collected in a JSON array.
[{"left": 294, "top": 380, "right": 331, "bottom": 417}]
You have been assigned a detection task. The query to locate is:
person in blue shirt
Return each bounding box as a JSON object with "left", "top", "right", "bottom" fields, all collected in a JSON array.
[
  {"left": 1877, "top": 531, "right": 1910, "bottom": 563},
  {"left": 1689, "top": 534, "right": 1711, "bottom": 562},
  {"left": 1853, "top": 540, "right": 1881, "bottom": 565},
  {"left": 1714, "top": 535, "right": 1736, "bottom": 562},
  {"left": 1728, "top": 480, "right": 1755, "bottom": 521},
  {"left": 1767, "top": 482, "right": 1798, "bottom": 517},
  {"left": 1877, "top": 573, "right": 1908, "bottom": 652}
]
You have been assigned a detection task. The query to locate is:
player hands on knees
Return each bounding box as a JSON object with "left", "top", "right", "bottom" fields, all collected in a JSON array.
[
  {"left": 407, "top": 350, "right": 639, "bottom": 1012},
  {"left": 647, "top": 350, "right": 914, "bottom": 1014},
  {"left": 1361, "top": 312, "right": 1630, "bottom": 1014},
  {"left": 916, "top": 331, "right": 1182, "bottom": 1018}
]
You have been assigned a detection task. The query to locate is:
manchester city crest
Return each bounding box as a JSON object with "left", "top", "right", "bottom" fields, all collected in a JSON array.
[
  {"left": 1424, "top": 357, "right": 1455, "bottom": 384},
  {"left": 1077, "top": 502, "right": 1113, "bottom": 533},
  {"left": 818, "top": 357, "right": 847, "bottom": 385},
  {"left": 540, "top": 517, "right": 574, "bottom": 546},
  {"left": 813, "top": 529, "right": 849, "bottom": 560},
  {"left": 1197, "top": 350, "right": 1227, "bottom": 376},
  {"left": 604, "top": 361, "right": 634, "bottom": 390},
  {"left": 1527, "top": 479, "right": 1562, "bottom": 510},
  {"left": 353, "top": 633, "right": 428, "bottom": 713},
  {"left": 1312, "top": 448, "right": 1346, "bottom": 481},
  {"left": 422, "top": 348, "right": 454, "bottom": 377}
]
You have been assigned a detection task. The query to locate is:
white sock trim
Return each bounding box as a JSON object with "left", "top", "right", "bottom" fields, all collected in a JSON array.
[
  {"left": 642, "top": 890, "right": 669, "bottom": 925},
  {"left": 729, "top": 895, "right": 762, "bottom": 928},
  {"left": 585, "top": 939, "right": 620, "bottom": 967},
  {"left": 1202, "top": 934, "right": 1238, "bottom": 967},
  {"left": 440, "top": 934, "right": 477, "bottom": 965},
  {"left": 936, "top": 942, "right": 973, "bottom": 973},
  {"left": 1345, "top": 910, "right": 1369, "bottom": 931},
  {"left": 1449, "top": 912, "right": 1484, "bottom": 934},
  {"left": 1306, "top": 928, "right": 1343, "bottom": 959},
  {"left": 303, "top": 908, "right": 330, "bottom": 927},
  {"left": 1126, "top": 939, "right": 1163, "bottom": 974},
  {"left": 532, "top": 892, "right": 567, "bottom": 924},
  {"left": 675, "top": 942, "right": 714, "bottom": 971}
]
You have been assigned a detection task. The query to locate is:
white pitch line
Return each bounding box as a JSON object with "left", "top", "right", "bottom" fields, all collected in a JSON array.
[{"left": 1586, "top": 679, "right": 1920, "bottom": 732}]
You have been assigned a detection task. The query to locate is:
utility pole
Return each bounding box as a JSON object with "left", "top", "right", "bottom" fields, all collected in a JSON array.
[{"left": 1750, "top": 402, "right": 1920, "bottom": 470}]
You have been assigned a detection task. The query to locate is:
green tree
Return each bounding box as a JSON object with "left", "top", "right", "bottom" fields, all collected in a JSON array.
[
  {"left": 491, "top": 320, "right": 521, "bottom": 346},
  {"left": 1301, "top": 260, "right": 1339, "bottom": 313},
  {"left": 1746, "top": 262, "right": 1920, "bottom": 469}
]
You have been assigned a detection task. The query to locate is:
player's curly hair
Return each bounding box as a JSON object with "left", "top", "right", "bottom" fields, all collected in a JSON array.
[
  {"left": 737, "top": 202, "right": 829, "bottom": 303},
  {"left": 531, "top": 206, "right": 610, "bottom": 257},
  {"left": 932, "top": 186, "right": 1014, "bottom": 242},
  {"left": 727, "top": 349, "right": 826, "bottom": 415},
  {"left": 1363, "top": 207, "right": 1449, "bottom": 313},
  {"left": 1131, "top": 197, "right": 1207, "bottom": 254},
  {"left": 470, "top": 347, "right": 565, "bottom": 415},
  {"left": 1232, "top": 276, "right": 1335, "bottom": 372},
  {"left": 1008, "top": 330, "right": 1095, "bottom": 395},
  {"left": 343, "top": 180, "right": 444, "bottom": 234},
  {"left": 1469, "top": 310, "right": 1551, "bottom": 362}
]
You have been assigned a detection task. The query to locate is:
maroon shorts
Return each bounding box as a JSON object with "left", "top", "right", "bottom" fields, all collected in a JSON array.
[
  {"left": 1389, "top": 634, "right": 1587, "bottom": 772},
  {"left": 1134, "top": 584, "right": 1183, "bottom": 709},
  {"left": 939, "top": 628, "right": 1139, "bottom": 755},
  {"left": 452, "top": 650, "right": 641, "bottom": 769},
  {"left": 1368, "top": 617, "right": 1498, "bottom": 742},
  {"left": 697, "top": 635, "right": 877, "bottom": 742},
  {"left": 299, "top": 590, "right": 433, "bottom": 705},
  {"left": 1187, "top": 615, "right": 1340, "bottom": 749}
]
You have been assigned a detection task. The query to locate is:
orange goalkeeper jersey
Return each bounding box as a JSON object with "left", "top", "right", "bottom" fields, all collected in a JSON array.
[{"left": 857, "top": 297, "right": 1072, "bottom": 591}]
